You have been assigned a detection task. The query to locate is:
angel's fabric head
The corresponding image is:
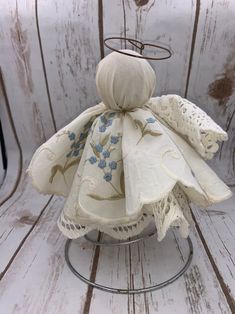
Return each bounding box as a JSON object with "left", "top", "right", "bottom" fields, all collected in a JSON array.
[{"left": 95, "top": 49, "right": 156, "bottom": 111}]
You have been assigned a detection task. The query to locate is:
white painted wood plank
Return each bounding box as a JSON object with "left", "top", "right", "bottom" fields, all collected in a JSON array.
[
  {"left": 186, "top": 0, "right": 235, "bottom": 184},
  {"left": 0, "top": 196, "right": 95, "bottom": 314},
  {"left": 37, "top": 0, "right": 101, "bottom": 129},
  {"left": 0, "top": 0, "right": 56, "bottom": 151},
  {"left": 0, "top": 155, "right": 52, "bottom": 275},
  {"left": 192, "top": 188, "right": 235, "bottom": 310},
  {"left": 103, "top": 0, "right": 196, "bottom": 96},
  {"left": 0, "top": 73, "right": 21, "bottom": 205},
  {"left": 88, "top": 227, "right": 231, "bottom": 314}
]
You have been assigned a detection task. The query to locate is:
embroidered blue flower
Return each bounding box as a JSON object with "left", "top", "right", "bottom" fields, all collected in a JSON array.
[
  {"left": 109, "top": 161, "right": 117, "bottom": 170},
  {"left": 68, "top": 132, "right": 76, "bottom": 141},
  {"left": 99, "top": 125, "right": 106, "bottom": 133},
  {"left": 89, "top": 156, "right": 97, "bottom": 164},
  {"left": 105, "top": 120, "right": 112, "bottom": 127},
  {"left": 146, "top": 117, "right": 156, "bottom": 124},
  {"left": 98, "top": 159, "right": 106, "bottom": 169},
  {"left": 95, "top": 144, "right": 103, "bottom": 152},
  {"left": 110, "top": 136, "right": 119, "bottom": 144},
  {"left": 104, "top": 172, "right": 112, "bottom": 182},
  {"left": 103, "top": 150, "right": 110, "bottom": 158},
  {"left": 73, "top": 150, "right": 80, "bottom": 157}
]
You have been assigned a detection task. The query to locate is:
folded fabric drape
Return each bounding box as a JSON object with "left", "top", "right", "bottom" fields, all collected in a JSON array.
[{"left": 27, "top": 50, "right": 232, "bottom": 241}]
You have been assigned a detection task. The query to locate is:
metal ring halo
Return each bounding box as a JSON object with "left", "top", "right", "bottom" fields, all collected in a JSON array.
[
  {"left": 64, "top": 233, "right": 193, "bottom": 294},
  {"left": 104, "top": 36, "right": 172, "bottom": 60}
]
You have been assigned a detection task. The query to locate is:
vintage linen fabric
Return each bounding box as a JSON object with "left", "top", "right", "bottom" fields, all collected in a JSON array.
[{"left": 27, "top": 50, "right": 232, "bottom": 241}]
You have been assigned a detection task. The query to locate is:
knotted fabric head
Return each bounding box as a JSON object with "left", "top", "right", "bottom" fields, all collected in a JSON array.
[{"left": 96, "top": 49, "right": 156, "bottom": 111}]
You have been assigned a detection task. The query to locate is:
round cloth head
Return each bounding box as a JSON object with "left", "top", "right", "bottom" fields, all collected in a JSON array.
[{"left": 96, "top": 49, "right": 156, "bottom": 111}]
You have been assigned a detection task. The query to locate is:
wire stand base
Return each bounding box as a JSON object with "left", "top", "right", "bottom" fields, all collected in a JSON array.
[{"left": 64, "top": 230, "right": 193, "bottom": 294}]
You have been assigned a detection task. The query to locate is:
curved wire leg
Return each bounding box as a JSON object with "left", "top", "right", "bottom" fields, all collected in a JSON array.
[{"left": 64, "top": 233, "right": 193, "bottom": 295}]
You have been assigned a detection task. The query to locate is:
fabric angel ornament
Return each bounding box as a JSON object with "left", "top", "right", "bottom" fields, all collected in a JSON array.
[{"left": 27, "top": 50, "right": 232, "bottom": 241}]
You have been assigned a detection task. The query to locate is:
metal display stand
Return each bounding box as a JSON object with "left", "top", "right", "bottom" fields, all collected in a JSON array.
[
  {"left": 64, "top": 230, "right": 193, "bottom": 295},
  {"left": 64, "top": 37, "right": 193, "bottom": 294}
]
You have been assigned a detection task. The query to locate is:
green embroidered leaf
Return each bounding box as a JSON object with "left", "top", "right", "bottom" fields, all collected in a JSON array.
[
  {"left": 100, "top": 133, "right": 110, "bottom": 146},
  {"left": 49, "top": 165, "right": 64, "bottom": 183},
  {"left": 90, "top": 143, "right": 100, "bottom": 158},
  {"left": 64, "top": 157, "right": 81, "bottom": 171},
  {"left": 134, "top": 119, "right": 144, "bottom": 131},
  {"left": 120, "top": 170, "right": 125, "bottom": 195},
  {"left": 88, "top": 193, "right": 125, "bottom": 201},
  {"left": 143, "top": 130, "right": 162, "bottom": 137}
]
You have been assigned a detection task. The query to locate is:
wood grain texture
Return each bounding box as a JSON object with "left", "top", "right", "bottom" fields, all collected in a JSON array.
[
  {"left": 192, "top": 188, "right": 235, "bottom": 311},
  {"left": 0, "top": 196, "right": 96, "bottom": 314},
  {"left": 0, "top": 155, "right": 52, "bottom": 276},
  {"left": 102, "top": 0, "right": 196, "bottom": 96},
  {"left": 87, "top": 228, "right": 231, "bottom": 314},
  {"left": 37, "top": 0, "right": 101, "bottom": 129},
  {"left": 186, "top": 0, "right": 235, "bottom": 184},
  {"left": 0, "top": 70, "right": 22, "bottom": 205},
  {"left": 0, "top": 0, "right": 55, "bottom": 151}
]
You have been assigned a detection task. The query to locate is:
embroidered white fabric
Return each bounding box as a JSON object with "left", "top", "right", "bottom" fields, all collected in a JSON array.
[
  {"left": 57, "top": 185, "right": 194, "bottom": 241},
  {"left": 27, "top": 50, "right": 232, "bottom": 242}
]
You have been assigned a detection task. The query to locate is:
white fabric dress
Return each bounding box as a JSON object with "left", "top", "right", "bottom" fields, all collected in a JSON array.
[{"left": 27, "top": 50, "right": 232, "bottom": 241}]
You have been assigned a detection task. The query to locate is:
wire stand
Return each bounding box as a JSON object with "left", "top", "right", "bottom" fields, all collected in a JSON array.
[{"left": 64, "top": 229, "right": 193, "bottom": 294}]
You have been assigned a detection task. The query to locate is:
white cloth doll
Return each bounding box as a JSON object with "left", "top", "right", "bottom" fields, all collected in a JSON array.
[{"left": 27, "top": 50, "right": 232, "bottom": 241}]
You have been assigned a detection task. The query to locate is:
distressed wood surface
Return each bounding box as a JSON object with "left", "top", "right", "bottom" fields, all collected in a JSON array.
[
  {"left": 191, "top": 188, "right": 235, "bottom": 311},
  {"left": 0, "top": 0, "right": 235, "bottom": 313},
  {"left": 186, "top": 0, "right": 235, "bottom": 184},
  {"left": 37, "top": 0, "right": 101, "bottom": 129},
  {"left": 0, "top": 134, "right": 5, "bottom": 186},
  {"left": 0, "top": 196, "right": 231, "bottom": 314},
  {"left": 0, "top": 70, "right": 21, "bottom": 205},
  {"left": 103, "top": 0, "right": 196, "bottom": 96},
  {"left": 0, "top": 196, "right": 95, "bottom": 314},
  {"left": 0, "top": 0, "right": 56, "bottom": 150},
  {"left": 0, "top": 154, "right": 52, "bottom": 276},
  {"left": 88, "top": 228, "right": 231, "bottom": 314}
]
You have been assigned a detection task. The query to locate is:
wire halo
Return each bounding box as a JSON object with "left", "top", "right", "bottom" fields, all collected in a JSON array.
[{"left": 104, "top": 36, "right": 172, "bottom": 60}]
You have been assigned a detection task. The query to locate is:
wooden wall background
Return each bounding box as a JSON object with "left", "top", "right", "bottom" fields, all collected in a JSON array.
[{"left": 0, "top": 1, "right": 235, "bottom": 313}]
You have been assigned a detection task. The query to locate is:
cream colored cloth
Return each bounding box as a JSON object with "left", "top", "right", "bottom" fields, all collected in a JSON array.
[{"left": 27, "top": 50, "right": 232, "bottom": 241}]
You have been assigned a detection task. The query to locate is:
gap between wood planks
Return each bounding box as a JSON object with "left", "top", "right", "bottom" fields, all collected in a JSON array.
[
  {"left": 0, "top": 196, "right": 53, "bottom": 281},
  {"left": 190, "top": 209, "right": 235, "bottom": 312}
]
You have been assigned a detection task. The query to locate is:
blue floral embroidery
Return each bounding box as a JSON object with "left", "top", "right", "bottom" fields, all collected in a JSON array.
[
  {"left": 95, "top": 143, "right": 103, "bottom": 152},
  {"left": 109, "top": 161, "right": 117, "bottom": 170},
  {"left": 68, "top": 132, "right": 76, "bottom": 141},
  {"left": 104, "top": 172, "right": 112, "bottom": 182},
  {"left": 103, "top": 150, "right": 110, "bottom": 158},
  {"left": 110, "top": 136, "right": 119, "bottom": 144},
  {"left": 99, "top": 125, "right": 106, "bottom": 133},
  {"left": 98, "top": 112, "right": 118, "bottom": 134},
  {"left": 89, "top": 156, "right": 97, "bottom": 164},
  {"left": 98, "top": 159, "right": 106, "bottom": 169},
  {"left": 146, "top": 117, "right": 156, "bottom": 123},
  {"left": 49, "top": 115, "right": 98, "bottom": 185}
]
